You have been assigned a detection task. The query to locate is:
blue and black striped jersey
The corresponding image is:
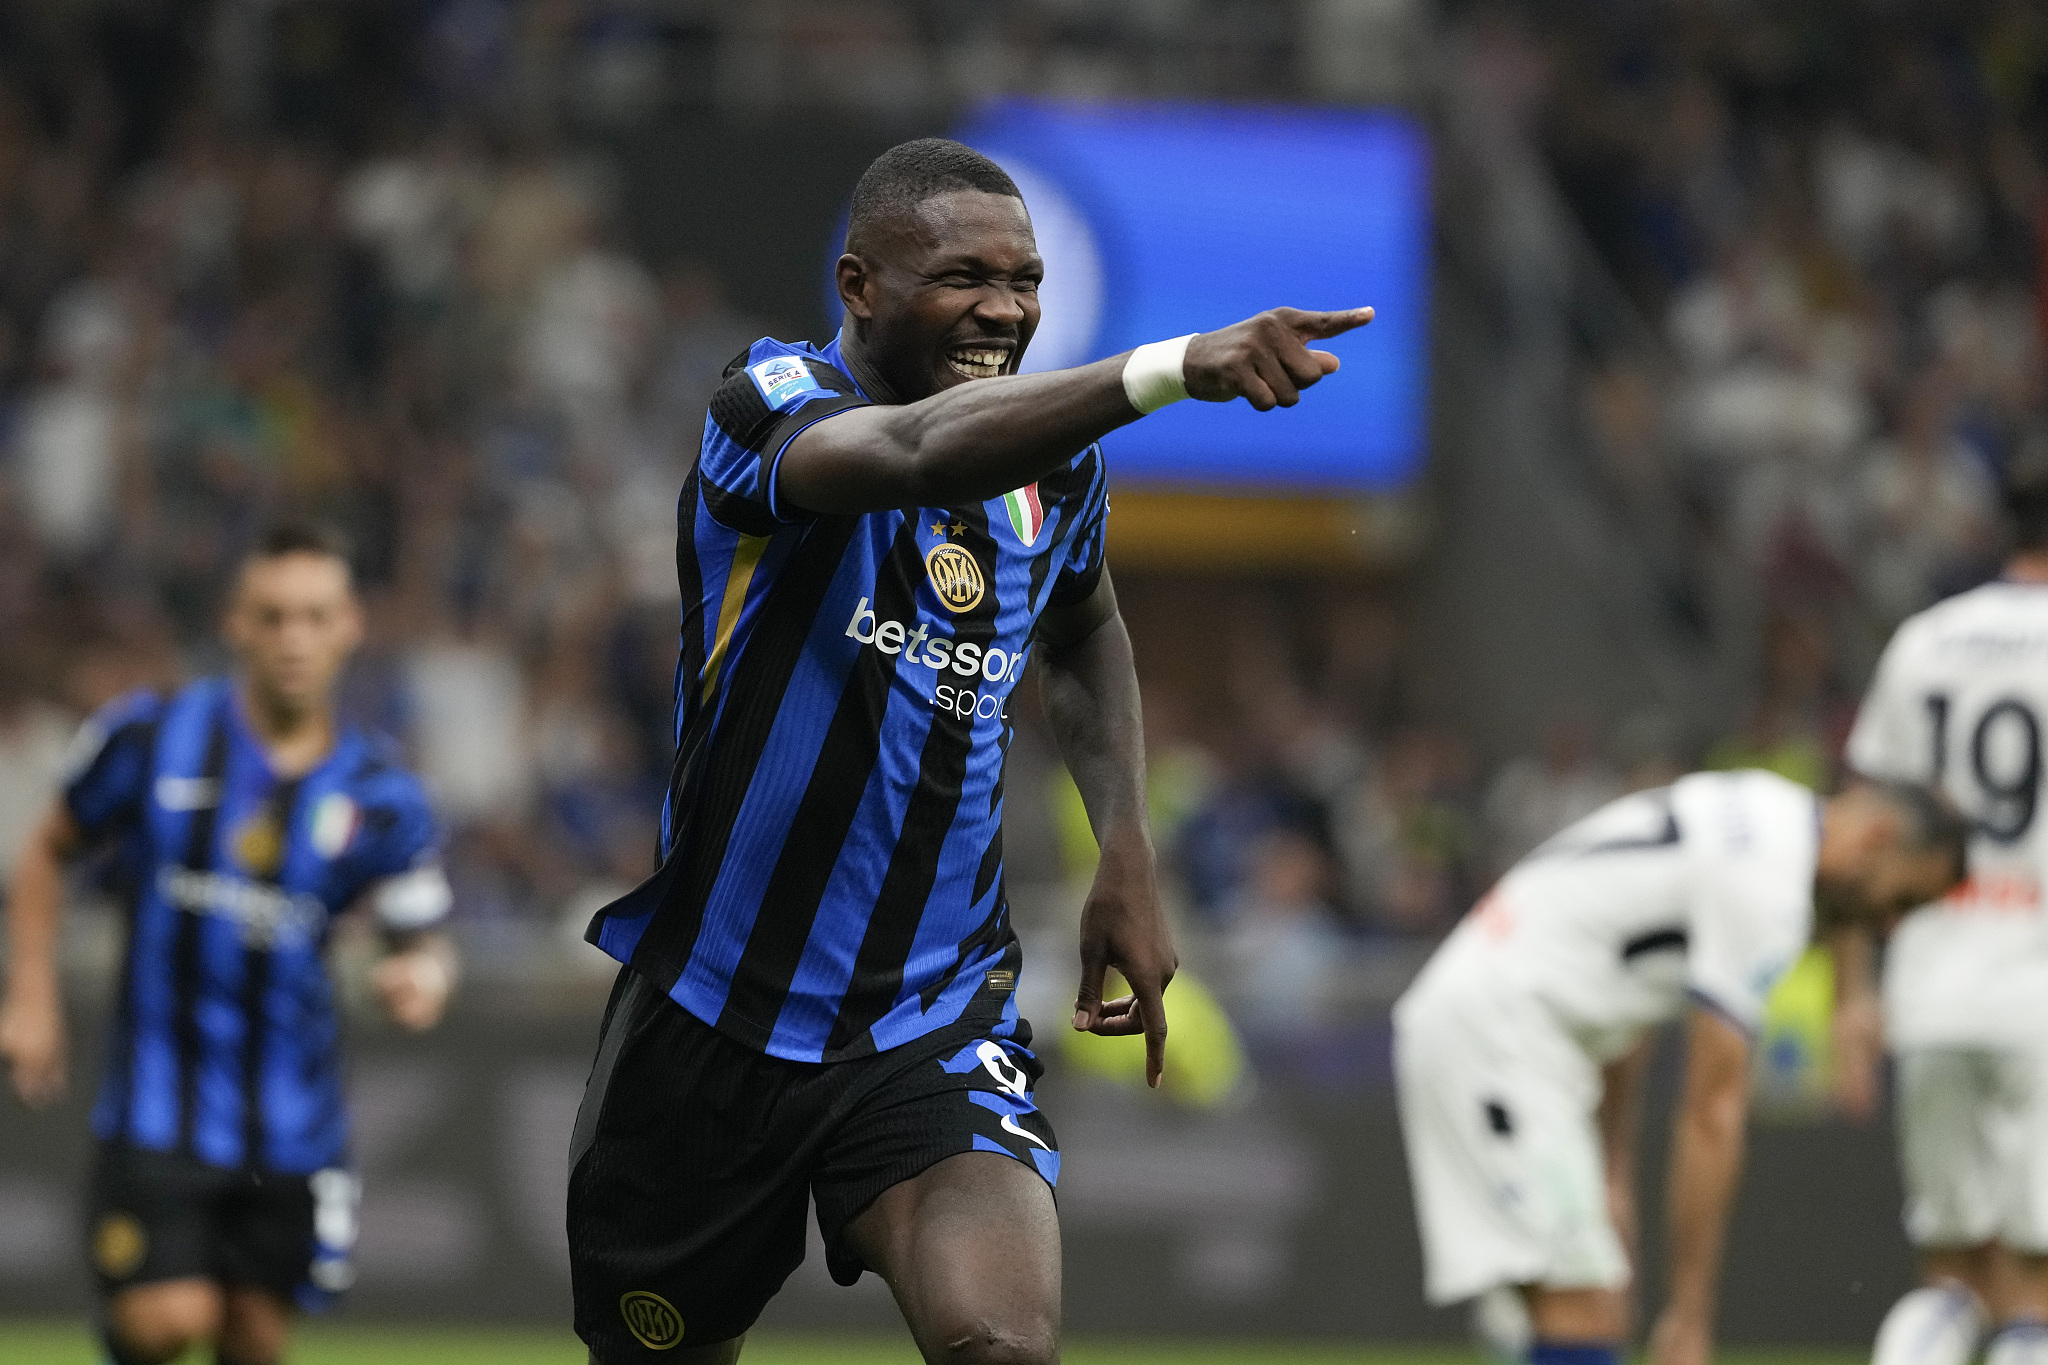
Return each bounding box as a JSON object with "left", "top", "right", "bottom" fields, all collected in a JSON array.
[
  {"left": 66, "top": 677, "right": 448, "bottom": 1173},
  {"left": 587, "top": 335, "right": 1109, "bottom": 1063}
]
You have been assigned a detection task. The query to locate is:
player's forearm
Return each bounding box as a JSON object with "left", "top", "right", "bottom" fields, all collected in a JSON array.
[
  {"left": 1599, "top": 1040, "right": 1650, "bottom": 1256},
  {"left": 1663, "top": 1070, "right": 1747, "bottom": 1325},
  {"left": 783, "top": 356, "right": 1137, "bottom": 514},
  {"left": 1598, "top": 1039, "right": 1649, "bottom": 1163},
  {"left": 1040, "top": 607, "right": 1151, "bottom": 854},
  {"left": 4, "top": 816, "right": 72, "bottom": 995},
  {"left": 1828, "top": 927, "right": 1878, "bottom": 1006}
]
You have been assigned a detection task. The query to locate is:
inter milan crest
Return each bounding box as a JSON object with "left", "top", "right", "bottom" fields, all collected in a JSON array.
[
  {"left": 234, "top": 810, "right": 286, "bottom": 880},
  {"left": 92, "top": 1212, "right": 148, "bottom": 1280},
  {"left": 619, "top": 1290, "right": 685, "bottom": 1350},
  {"left": 924, "top": 541, "right": 985, "bottom": 613}
]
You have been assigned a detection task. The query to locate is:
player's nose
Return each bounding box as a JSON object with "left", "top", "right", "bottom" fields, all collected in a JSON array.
[{"left": 971, "top": 284, "right": 1026, "bottom": 324}]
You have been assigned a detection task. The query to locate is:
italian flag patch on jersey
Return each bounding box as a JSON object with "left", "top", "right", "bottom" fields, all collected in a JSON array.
[{"left": 1003, "top": 483, "right": 1045, "bottom": 546}]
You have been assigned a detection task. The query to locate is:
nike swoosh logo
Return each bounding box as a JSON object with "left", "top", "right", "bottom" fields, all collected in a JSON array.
[{"left": 1000, "top": 1114, "right": 1050, "bottom": 1151}]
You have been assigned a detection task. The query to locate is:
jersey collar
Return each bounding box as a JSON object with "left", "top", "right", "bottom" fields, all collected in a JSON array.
[
  {"left": 223, "top": 679, "right": 360, "bottom": 787},
  {"left": 817, "top": 334, "right": 871, "bottom": 402}
]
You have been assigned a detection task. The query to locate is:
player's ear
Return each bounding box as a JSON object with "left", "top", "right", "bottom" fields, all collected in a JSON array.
[
  {"left": 836, "top": 253, "right": 875, "bottom": 321},
  {"left": 337, "top": 592, "right": 366, "bottom": 654}
]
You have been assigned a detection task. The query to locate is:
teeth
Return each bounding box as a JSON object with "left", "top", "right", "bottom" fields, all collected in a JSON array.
[{"left": 946, "top": 346, "right": 1008, "bottom": 379}]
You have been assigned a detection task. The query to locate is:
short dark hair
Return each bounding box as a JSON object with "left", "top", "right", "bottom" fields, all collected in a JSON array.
[
  {"left": 1872, "top": 780, "right": 1971, "bottom": 886},
  {"left": 845, "top": 138, "right": 1021, "bottom": 256},
  {"left": 2005, "top": 430, "right": 2048, "bottom": 552},
  {"left": 248, "top": 521, "right": 354, "bottom": 575}
]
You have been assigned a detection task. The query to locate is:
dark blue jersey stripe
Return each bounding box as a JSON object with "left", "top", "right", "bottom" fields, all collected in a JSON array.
[{"left": 172, "top": 704, "right": 230, "bottom": 1156}]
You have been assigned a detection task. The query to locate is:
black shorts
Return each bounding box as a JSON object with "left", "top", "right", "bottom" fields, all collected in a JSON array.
[
  {"left": 86, "top": 1142, "right": 356, "bottom": 1309},
  {"left": 568, "top": 965, "right": 1060, "bottom": 1359}
]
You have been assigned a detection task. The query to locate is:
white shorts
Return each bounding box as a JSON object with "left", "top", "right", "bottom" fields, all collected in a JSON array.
[
  {"left": 1897, "top": 1045, "right": 2048, "bottom": 1253},
  {"left": 1393, "top": 991, "right": 1628, "bottom": 1305}
]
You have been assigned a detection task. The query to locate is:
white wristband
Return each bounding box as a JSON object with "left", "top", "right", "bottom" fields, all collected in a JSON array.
[{"left": 1122, "top": 334, "right": 1197, "bottom": 415}]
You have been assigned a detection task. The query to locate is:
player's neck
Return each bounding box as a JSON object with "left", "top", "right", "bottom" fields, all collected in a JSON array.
[
  {"left": 836, "top": 329, "right": 906, "bottom": 406},
  {"left": 2005, "top": 550, "right": 2048, "bottom": 584},
  {"left": 236, "top": 682, "right": 336, "bottom": 778}
]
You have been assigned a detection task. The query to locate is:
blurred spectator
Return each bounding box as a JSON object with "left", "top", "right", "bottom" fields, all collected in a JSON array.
[
  {"left": 403, "top": 621, "right": 535, "bottom": 826},
  {"left": 1218, "top": 829, "right": 1347, "bottom": 1040},
  {"left": 1613, "top": 709, "right": 1687, "bottom": 794},
  {"left": 1854, "top": 371, "right": 1999, "bottom": 625},
  {"left": 518, "top": 210, "right": 659, "bottom": 436},
  {"left": 1480, "top": 713, "right": 1621, "bottom": 876},
  {"left": 1706, "top": 612, "right": 1846, "bottom": 790},
  {"left": 639, "top": 261, "right": 767, "bottom": 457},
  {"left": 1337, "top": 726, "right": 1479, "bottom": 935}
]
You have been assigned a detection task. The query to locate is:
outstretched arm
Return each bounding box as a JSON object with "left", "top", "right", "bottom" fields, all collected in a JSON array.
[
  {"left": 0, "top": 804, "right": 84, "bottom": 1106},
  {"left": 780, "top": 307, "right": 1373, "bottom": 515},
  {"left": 1649, "top": 1004, "right": 1752, "bottom": 1365},
  {"left": 1036, "top": 571, "right": 1176, "bottom": 1087}
]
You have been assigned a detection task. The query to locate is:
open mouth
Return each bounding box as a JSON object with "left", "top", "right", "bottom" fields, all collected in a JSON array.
[{"left": 945, "top": 345, "right": 1011, "bottom": 380}]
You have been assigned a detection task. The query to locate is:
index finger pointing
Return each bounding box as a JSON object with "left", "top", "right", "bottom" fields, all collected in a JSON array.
[
  {"left": 1133, "top": 975, "right": 1170, "bottom": 1088},
  {"left": 1283, "top": 306, "right": 1375, "bottom": 340}
]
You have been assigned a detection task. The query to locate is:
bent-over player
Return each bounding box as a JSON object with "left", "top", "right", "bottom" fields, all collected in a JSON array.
[
  {"left": 0, "top": 526, "right": 457, "bottom": 1365},
  {"left": 1852, "top": 463, "right": 2048, "bottom": 1365},
  {"left": 568, "top": 138, "right": 1373, "bottom": 1364},
  {"left": 1395, "top": 771, "right": 1965, "bottom": 1365}
]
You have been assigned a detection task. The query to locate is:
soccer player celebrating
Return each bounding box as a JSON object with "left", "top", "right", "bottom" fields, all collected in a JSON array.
[
  {"left": 1852, "top": 463, "right": 2048, "bottom": 1365},
  {"left": 1393, "top": 771, "right": 1966, "bottom": 1365},
  {"left": 0, "top": 526, "right": 456, "bottom": 1365},
  {"left": 567, "top": 138, "right": 1371, "bottom": 1364}
]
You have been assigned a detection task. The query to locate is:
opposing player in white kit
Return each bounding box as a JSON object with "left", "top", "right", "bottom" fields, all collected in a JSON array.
[
  {"left": 1852, "top": 474, "right": 2048, "bottom": 1365},
  {"left": 1395, "top": 771, "right": 1966, "bottom": 1365}
]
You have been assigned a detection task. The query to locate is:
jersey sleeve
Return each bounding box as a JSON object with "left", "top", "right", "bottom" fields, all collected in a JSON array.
[
  {"left": 1845, "top": 622, "right": 1929, "bottom": 782},
  {"left": 62, "top": 689, "right": 163, "bottom": 841},
  {"left": 1047, "top": 445, "right": 1110, "bottom": 608},
  {"left": 358, "top": 778, "right": 452, "bottom": 932},
  {"left": 1685, "top": 845, "right": 1810, "bottom": 1036},
  {"left": 699, "top": 349, "right": 869, "bottom": 531}
]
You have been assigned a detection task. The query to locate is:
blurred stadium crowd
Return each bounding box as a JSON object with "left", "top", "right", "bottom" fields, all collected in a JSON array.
[{"left": 0, "top": 2, "right": 2042, "bottom": 1057}]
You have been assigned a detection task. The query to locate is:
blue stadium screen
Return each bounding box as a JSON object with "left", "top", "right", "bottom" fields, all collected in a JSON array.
[{"left": 949, "top": 100, "right": 1432, "bottom": 491}]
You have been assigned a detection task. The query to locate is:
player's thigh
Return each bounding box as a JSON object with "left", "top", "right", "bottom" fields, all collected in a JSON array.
[
  {"left": 1898, "top": 1048, "right": 2002, "bottom": 1248},
  {"left": 819, "top": 1030, "right": 1061, "bottom": 1361},
  {"left": 217, "top": 1284, "right": 293, "bottom": 1364},
  {"left": 844, "top": 1151, "right": 1060, "bottom": 1365},
  {"left": 106, "top": 1278, "right": 225, "bottom": 1359},
  {"left": 568, "top": 967, "right": 818, "bottom": 1359}
]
